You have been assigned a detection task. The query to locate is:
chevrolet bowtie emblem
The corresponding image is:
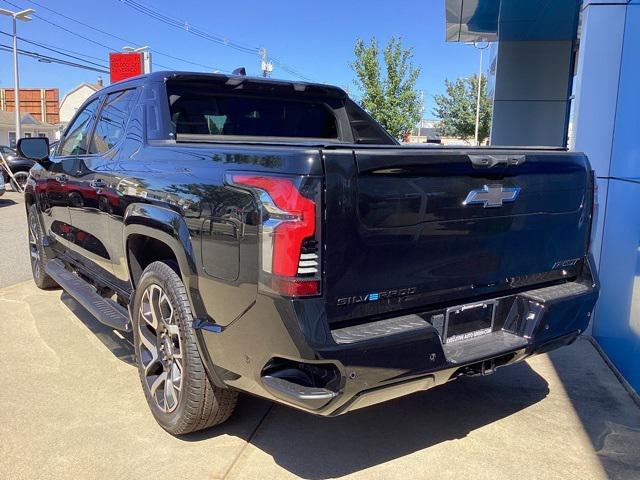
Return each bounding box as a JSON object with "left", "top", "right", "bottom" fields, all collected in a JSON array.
[{"left": 463, "top": 184, "right": 520, "bottom": 208}]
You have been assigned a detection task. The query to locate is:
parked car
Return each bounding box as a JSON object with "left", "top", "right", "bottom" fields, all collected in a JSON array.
[
  {"left": 0, "top": 144, "right": 35, "bottom": 190},
  {"left": 19, "top": 72, "right": 599, "bottom": 435}
]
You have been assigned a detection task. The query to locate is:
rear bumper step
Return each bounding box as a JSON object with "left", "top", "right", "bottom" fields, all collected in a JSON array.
[
  {"left": 45, "top": 259, "right": 131, "bottom": 332},
  {"left": 443, "top": 331, "right": 527, "bottom": 365}
]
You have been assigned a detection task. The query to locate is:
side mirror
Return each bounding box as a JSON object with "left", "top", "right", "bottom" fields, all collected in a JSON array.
[{"left": 17, "top": 137, "right": 50, "bottom": 162}]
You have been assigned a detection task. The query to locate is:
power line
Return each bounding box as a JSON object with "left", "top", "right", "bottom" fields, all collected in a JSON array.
[
  {"left": 21, "top": 39, "right": 109, "bottom": 64},
  {"left": 3, "top": 1, "right": 119, "bottom": 51},
  {"left": 0, "top": 30, "right": 109, "bottom": 69},
  {"left": 0, "top": 0, "right": 180, "bottom": 70},
  {"left": 117, "top": 0, "right": 316, "bottom": 81},
  {"left": 1, "top": 0, "right": 316, "bottom": 81},
  {"left": 0, "top": 43, "right": 109, "bottom": 73},
  {"left": 119, "top": 0, "right": 258, "bottom": 55},
  {"left": 21, "top": 0, "right": 228, "bottom": 72}
]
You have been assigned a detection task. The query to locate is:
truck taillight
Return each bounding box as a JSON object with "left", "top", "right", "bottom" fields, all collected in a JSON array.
[{"left": 227, "top": 173, "right": 321, "bottom": 297}]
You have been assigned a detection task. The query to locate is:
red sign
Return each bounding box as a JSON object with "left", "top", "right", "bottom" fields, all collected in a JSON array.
[{"left": 109, "top": 52, "right": 143, "bottom": 84}]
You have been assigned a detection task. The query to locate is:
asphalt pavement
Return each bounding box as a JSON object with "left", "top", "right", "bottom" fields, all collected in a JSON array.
[{"left": 1, "top": 187, "right": 639, "bottom": 480}]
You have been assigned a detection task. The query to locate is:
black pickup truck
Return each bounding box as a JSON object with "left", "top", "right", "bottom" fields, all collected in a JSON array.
[{"left": 18, "top": 72, "right": 599, "bottom": 435}]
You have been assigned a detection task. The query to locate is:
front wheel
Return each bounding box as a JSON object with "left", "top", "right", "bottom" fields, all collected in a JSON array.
[
  {"left": 27, "top": 204, "right": 58, "bottom": 289},
  {"left": 132, "top": 261, "right": 238, "bottom": 435},
  {"left": 10, "top": 171, "right": 28, "bottom": 192}
]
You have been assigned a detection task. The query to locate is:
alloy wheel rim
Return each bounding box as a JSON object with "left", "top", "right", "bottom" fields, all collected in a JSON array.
[
  {"left": 28, "top": 213, "right": 40, "bottom": 278},
  {"left": 15, "top": 173, "right": 27, "bottom": 189},
  {"left": 137, "top": 284, "right": 183, "bottom": 413}
]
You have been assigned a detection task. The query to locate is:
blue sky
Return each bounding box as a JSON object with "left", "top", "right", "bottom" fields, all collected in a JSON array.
[{"left": 0, "top": 0, "right": 480, "bottom": 117}]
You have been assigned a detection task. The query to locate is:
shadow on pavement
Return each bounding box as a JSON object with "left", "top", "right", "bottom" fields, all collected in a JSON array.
[
  {"left": 60, "top": 291, "right": 550, "bottom": 479},
  {"left": 548, "top": 339, "right": 640, "bottom": 480},
  {"left": 0, "top": 198, "right": 17, "bottom": 207},
  {"left": 60, "top": 292, "right": 136, "bottom": 365},
  {"left": 237, "top": 364, "right": 548, "bottom": 479},
  {"left": 182, "top": 360, "right": 550, "bottom": 479}
]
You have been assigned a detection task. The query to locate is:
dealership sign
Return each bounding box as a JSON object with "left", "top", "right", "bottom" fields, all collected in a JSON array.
[{"left": 109, "top": 52, "right": 143, "bottom": 83}]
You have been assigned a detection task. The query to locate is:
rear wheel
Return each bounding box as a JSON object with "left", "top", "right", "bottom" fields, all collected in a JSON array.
[
  {"left": 27, "top": 204, "right": 58, "bottom": 289},
  {"left": 132, "top": 261, "right": 237, "bottom": 435},
  {"left": 10, "top": 171, "right": 28, "bottom": 192}
]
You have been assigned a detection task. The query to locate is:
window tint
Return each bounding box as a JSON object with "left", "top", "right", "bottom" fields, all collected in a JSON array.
[
  {"left": 91, "top": 89, "right": 138, "bottom": 154},
  {"left": 60, "top": 98, "right": 100, "bottom": 156},
  {"left": 169, "top": 92, "right": 338, "bottom": 139}
]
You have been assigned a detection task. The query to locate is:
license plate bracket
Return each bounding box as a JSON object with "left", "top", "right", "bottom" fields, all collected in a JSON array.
[{"left": 444, "top": 301, "right": 496, "bottom": 344}]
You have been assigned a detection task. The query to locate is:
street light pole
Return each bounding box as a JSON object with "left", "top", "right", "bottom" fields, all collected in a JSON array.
[
  {"left": 12, "top": 14, "right": 20, "bottom": 140},
  {"left": 467, "top": 41, "right": 489, "bottom": 146},
  {"left": 0, "top": 8, "right": 34, "bottom": 145},
  {"left": 474, "top": 46, "right": 483, "bottom": 147}
]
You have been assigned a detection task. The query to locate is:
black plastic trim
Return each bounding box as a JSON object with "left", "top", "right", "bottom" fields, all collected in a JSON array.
[{"left": 45, "top": 259, "right": 131, "bottom": 332}]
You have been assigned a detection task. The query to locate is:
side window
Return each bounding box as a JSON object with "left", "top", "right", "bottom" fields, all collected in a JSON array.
[
  {"left": 60, "top": 98, "right": 100, "bottom": 156},
  {"left": 90, "top": 89, "right": 138, "bottom": 154}
]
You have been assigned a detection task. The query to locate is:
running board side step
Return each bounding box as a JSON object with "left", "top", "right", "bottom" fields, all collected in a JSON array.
[
  {"left": 45, "top": 259, "right": 131, "bottom": 332},
  {"left": 261, "top": 375, "right": 338, "bottom": 410}
]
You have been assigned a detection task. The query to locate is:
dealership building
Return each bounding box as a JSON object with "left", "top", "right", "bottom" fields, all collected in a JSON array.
[{"left": 445, "top": 0, "right": 640, "bottom": 394}]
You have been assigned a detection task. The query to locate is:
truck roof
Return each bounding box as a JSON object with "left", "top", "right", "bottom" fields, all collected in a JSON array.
[{"left": 107, "top": 70, "right": 348, "bottom": 99}]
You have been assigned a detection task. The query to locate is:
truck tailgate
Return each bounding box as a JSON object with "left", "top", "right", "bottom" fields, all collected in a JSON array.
[{"left": 322, "top": 148, "right": 593, "bottom": 324}]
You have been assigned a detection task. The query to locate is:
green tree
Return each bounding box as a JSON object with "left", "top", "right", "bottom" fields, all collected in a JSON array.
[
  {"left": 351, "top": 37, "right": 422, "bottom": 140},
  {"left": 432, "top": 75, "right": 492, "bottom": 144}
]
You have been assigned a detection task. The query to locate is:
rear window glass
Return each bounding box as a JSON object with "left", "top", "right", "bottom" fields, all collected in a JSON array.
[{"left": 168, "top": 89, "right": 338, "bottom": 139}]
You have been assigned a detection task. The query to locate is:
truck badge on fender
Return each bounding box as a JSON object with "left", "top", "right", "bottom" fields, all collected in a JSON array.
[{"left": 463, "top": 184, "right": 520, "bottom": 208}]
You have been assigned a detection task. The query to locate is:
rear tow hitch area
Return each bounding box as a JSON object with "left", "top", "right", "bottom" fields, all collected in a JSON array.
[
  {"left": 462, "top": 358, "right": 497, "bottom": 377},
  {"left": 455, "top": 353, "right": 517, "bottom": 378}
]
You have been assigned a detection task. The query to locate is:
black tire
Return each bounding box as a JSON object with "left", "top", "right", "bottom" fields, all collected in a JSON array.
[
  {"left": 10, "top": 171, "right": 28, "bottom": 192},
  {"left": 27, "top": 204, "right": 58, "bottom": 289},
  {"left": 132, "top": 261, "right": 237, "bottom": 435}
]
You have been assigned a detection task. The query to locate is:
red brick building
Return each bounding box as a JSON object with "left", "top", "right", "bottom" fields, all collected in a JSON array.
[{"left": 0, "top": 88, "right": 60, "bottom": 124}]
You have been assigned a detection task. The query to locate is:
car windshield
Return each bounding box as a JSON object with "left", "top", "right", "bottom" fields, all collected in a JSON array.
[{"left": 1, "top": 146, "right": 16, "bottom": 155}]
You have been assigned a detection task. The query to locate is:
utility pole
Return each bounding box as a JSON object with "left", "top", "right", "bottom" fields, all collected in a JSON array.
[
  {"left": 0, "top": 8, "right": 34, "bottom": 144},
  {"left": 260, "top": 48, "right": 273, "bottom": 78}
]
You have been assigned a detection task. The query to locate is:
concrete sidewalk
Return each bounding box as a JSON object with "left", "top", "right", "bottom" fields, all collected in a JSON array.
[
  {"left": 0, "top": 190, "right": 31, "bottom": 289},
  {"left": 1, "top": 280, "right": 639, "bottom": 480}
]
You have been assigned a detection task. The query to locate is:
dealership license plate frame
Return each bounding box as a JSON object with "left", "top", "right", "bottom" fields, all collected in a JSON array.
[{"left": 443, "top": 300, "right": 497, "bottom": 344}]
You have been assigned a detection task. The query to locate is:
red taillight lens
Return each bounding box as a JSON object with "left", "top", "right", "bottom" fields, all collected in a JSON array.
[
  {"left": 232, "top": 174, "right": 315, "bottom": 277},
  {"left": 271, "top": 278, "right": 321, "bottom": 297},
  {"left": 228, "top": 173, "right": 321, "bottom": 297}
]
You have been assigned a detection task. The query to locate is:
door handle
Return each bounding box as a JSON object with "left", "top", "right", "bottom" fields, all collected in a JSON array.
[
  {"left": 90, "top": 179, "right": 107, "bottom": 189},
  {"left": 55, "top": 174, "right": 68, "bottom": 184}
]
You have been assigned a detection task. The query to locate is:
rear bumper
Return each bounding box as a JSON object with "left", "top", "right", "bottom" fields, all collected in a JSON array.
[
  {"left": 196, "top": 256, "right": 599, "bottom": 416},
  {"left": 328, "top": 329, "right": 581, "bottom": 415}
]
